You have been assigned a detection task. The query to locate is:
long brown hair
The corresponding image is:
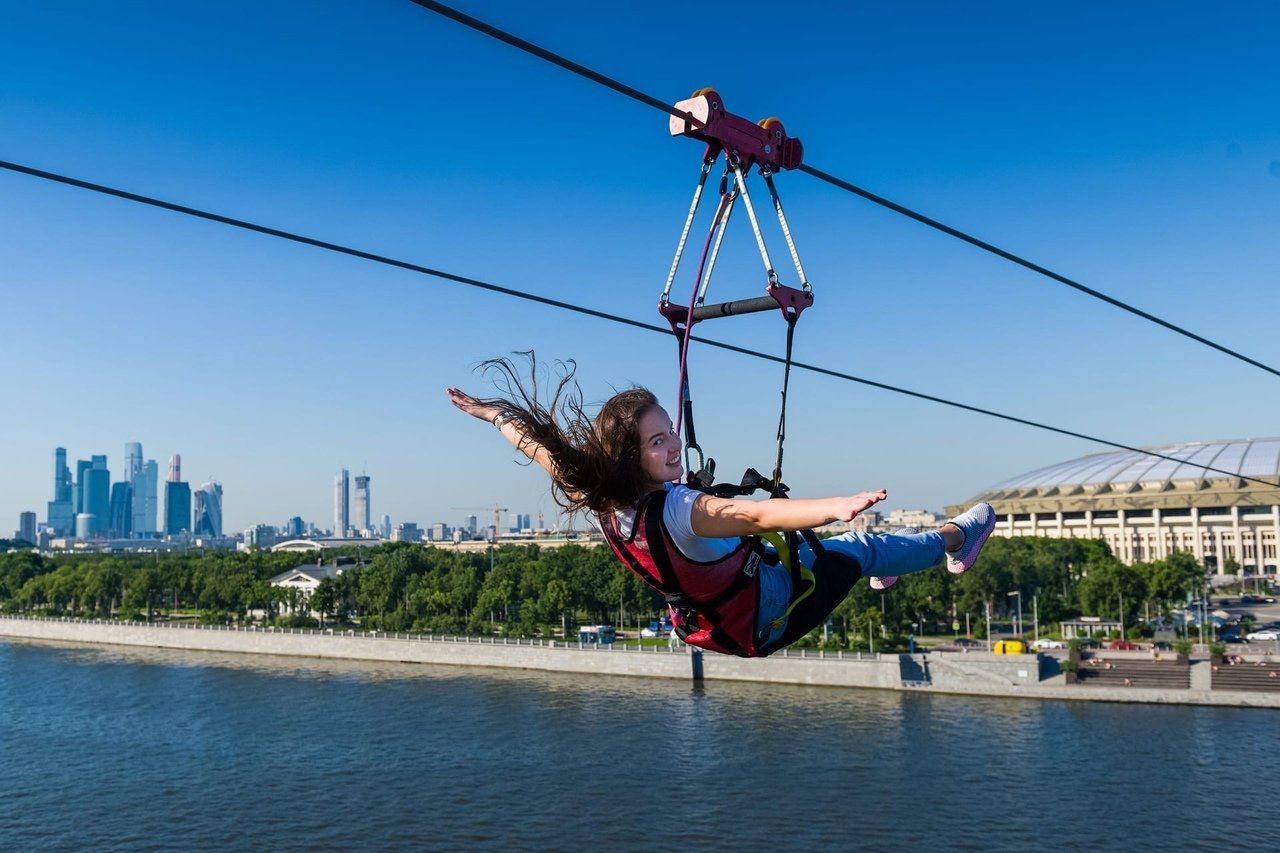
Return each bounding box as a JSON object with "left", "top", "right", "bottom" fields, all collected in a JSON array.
[{"left": 472, "top": 353, "right": 661, "bottom": 514}]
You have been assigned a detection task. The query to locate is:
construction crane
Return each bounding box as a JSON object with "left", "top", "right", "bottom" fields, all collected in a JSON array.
[{"left": 450, "top": 504, "right": 509, "bottom": 543}]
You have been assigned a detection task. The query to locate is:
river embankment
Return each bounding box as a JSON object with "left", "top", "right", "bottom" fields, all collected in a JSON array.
[{"left": 2, "top": 615, "right": 1277, "bottom": 708}]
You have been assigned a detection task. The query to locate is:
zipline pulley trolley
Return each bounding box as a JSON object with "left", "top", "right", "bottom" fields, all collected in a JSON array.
[{"left": 660, "top": 88, "right": 814, "bottom": 499}]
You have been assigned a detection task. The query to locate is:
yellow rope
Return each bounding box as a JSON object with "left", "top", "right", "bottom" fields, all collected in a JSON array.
[{"left": 760, "top": 532, "right": 816, "bottom": 630}]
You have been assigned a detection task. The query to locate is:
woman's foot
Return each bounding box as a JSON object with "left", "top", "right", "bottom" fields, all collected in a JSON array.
[
  {"left": 869, "top": 527, "right": 917, "bottom": 590},
  {"left": 945, "top": 503, "right": 996, "bottom": 574}
]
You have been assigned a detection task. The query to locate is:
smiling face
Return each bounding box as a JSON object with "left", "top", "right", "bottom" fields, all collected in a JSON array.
[{"left": 636, "top": 405, "right": 683, "bottom": 490}]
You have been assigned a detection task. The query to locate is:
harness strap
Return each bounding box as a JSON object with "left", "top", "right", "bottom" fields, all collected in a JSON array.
[
  {"left": 771, "top": 313, "right": 798, "bottom": 492},
  {"left": 759, "top": 531, "right": 817, "bottom": 630},
  {"left": 639, "top": 492, "right": 685, "bottom": 595},
  {"left": 615, "top": 491, "right": 755, "bottom": 627}
]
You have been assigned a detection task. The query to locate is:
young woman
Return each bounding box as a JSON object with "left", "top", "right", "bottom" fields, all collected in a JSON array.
[{"left": 448, "top": 359, "right": 994, "bottom": 657}]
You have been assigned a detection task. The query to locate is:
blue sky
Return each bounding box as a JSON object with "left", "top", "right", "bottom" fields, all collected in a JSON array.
[{"left": 3, "top": 0, "right": 1279, "bottom": 536}]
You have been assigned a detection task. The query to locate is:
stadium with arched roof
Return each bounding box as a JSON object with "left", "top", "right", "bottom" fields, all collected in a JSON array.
[{"left": 947, "top": 438, "right": 1280, "bottom": 577}]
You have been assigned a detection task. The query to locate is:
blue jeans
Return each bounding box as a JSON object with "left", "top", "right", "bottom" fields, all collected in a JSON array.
[
  {"left": 798, "top": 530, "right": 946, "bottom": 579},
  {"left": 756, "top": 530, "right": 946, "bottom": 648}
]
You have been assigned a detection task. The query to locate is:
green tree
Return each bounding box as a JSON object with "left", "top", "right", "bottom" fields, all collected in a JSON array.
[
  {"left": 123, "top": 567, "right": 163, "bottom": 620},
  {"left": 1078, "top": 560, "right": 1146, "bottom": 625}
]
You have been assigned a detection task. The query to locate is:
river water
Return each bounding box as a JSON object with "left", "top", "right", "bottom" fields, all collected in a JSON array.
[{"left": 1, "top": 639, "right": 1273, "bottom": 852}]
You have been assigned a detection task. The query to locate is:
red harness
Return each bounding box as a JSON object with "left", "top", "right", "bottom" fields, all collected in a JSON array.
[{"left": 600, "top": 489, "right": 766, "bottom": 657}]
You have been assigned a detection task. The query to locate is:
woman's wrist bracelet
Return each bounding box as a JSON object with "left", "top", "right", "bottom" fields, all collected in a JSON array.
[{"left": 493, "top": 413, "right": 509, "bottom": 430}]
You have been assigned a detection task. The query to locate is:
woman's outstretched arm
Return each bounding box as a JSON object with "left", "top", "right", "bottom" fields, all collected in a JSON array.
[
  {"left": 690, "top": 489, "right": 887, "bottom": 538},
  {"left": 446, "top": 388, "right": 584, "bottom": 504},
  {"left": 447, "top": 387, "right": 552, "bottom": 471}
]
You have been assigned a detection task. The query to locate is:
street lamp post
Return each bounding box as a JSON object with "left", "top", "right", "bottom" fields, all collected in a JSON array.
[
  {"left": 985, "top": 600, "right": 992, "bottom": 652},
  {"left": 1007, "top": 591, "right": 1022, "bottom": 639}
]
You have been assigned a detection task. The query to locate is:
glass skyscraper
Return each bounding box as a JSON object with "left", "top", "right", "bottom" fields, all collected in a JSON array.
[
  {"left": 354, "top": 475, "right": 371, "bottom": 535},
  {"left": 124, "top": 443, "right": 143, "bottom": 484},
  {"left": 109, "top": 482, "right": 133, "bottom": 538},
  {"left": 164, "top": 481, "right": 191, "bottom": 536},
  {"left": 47, "top": 447, "right": 74, "bottom": 536},
  {"left": 124, "top": 443, "right": 158, "bottom": 537},
  {"left": 164, "top": 454, "right": 190, "bottom": 537},
  {"left": 334, "top": 469, "right": 349, "bottom": 538},
  {"left": 83, "top": 456, "right": 110, "bottom": 537},
  {"left": 17, "top": 511, "right": 37, "bottom": 545},
  {"left": 193, "top": 481, "right": 223, "bottom": 538},
  {"left": 73, "top": 458, "right": 92, "bottom": 514}
]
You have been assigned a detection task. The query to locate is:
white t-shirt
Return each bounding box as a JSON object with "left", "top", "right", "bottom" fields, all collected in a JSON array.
[{"left": 607, "top": 484, "right": 792, "bottom": 643}]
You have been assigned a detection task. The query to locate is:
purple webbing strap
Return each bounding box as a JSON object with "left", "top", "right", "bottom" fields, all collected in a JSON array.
[{"left": 673, "top": 193, "right": 725, "bottom": 441}]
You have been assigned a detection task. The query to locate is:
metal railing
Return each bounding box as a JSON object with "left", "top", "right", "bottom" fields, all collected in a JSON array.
[{"left": 0, "top": 614, "right": 884, "bottom": 661}]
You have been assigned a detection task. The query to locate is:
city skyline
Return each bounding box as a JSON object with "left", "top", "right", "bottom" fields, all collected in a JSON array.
[
  {"left": 3, "top": 2, "right": 1279, "bottom": 538},
  {"left": 13, "top": 441, "right": 558, "bottom": 543}
]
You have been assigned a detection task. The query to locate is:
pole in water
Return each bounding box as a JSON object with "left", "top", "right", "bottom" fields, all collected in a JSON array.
[{"left": 690, "top": 649, "right": 704, "bottom": 681}]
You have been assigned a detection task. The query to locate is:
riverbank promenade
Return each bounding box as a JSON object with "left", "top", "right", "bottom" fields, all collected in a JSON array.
[{"left": 2, "top": 615, "right": 1278, "bottom": 709}]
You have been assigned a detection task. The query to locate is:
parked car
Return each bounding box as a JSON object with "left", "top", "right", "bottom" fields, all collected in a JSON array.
[
  {"left": 993, "top": 639, "right": 1030, "bottom": 655},
  {"left": 1032, "top": 638, "right": 1065, "bottom": 650},
  {"left": 934, "top": 638, "right": 984, "bottom": 652},
  {"left": 1245, "top": 629, "right": 1280, "bottom": 642},
  {"left": 1074, "top": 638, "right": 1103, "bottom": 650},
  {"left": 1109, "top": 640, "right": 1139, "bottom": 650}
]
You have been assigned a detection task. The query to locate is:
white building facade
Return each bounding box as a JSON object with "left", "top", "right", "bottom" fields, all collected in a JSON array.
[{"left": 950, "top": 438, "right": 1280, "bottom": 578}]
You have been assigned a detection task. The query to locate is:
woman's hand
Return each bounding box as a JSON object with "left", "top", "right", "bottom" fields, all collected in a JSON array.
[
  {"left": 833, "top": 489, "right": 887, "bottom": 521},
  {"left": 447, "top": 388, "right": 503, "bottom": 424}
]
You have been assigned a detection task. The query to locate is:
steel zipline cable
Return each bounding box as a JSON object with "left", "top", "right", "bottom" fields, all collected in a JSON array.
[
  {"left": 2, "top": 158, "right": 1274, "bottom": 490},
  {"left": 405, "top": 0, "right": 1280, "bottom": 382}
]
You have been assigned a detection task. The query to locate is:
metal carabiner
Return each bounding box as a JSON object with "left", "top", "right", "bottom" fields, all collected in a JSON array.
[{"left": 685, "top": 444, "right": 715, "bottom": 489}]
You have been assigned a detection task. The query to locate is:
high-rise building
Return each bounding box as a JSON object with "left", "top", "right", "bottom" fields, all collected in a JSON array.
[
  {"left": 163, "top": 454, "right": 191, "bottom": 536},
  {"left": 245, "top": 524, "right": 276, "bottom": 549},
  {"left": 125, "top": 444, "right": 158, "bottom": 538},
  {"left": 73, "top": 458, "right": 92, "bottom": 513},
  {"left": 109, "top": 482, "right": 133, "bottom": 538},
  {"left": 16, "top": 511, "right": 37, "bottom": 545},
  {"left": 334, "top": 469, "right": 349, "bottom": 537},
  {"left": 164, "top": 482, "right": 192, "bottom": 536},
  {"left": 124, "top": 442, "right": 143, "bottom": 484},
  {"left": 353, "top": 475, "right": 371, "bottom": 535},
  {"left": 122, "top": 445, "right": 140, "bottom": 536},
  {"left": 140, "top": 459, "right": 159, "bottom": 536},
  {"left": 83, "top": 457, "right": 110, "bottom": 536},
  {"left": 53, "top": 448, "right": 71, "bottom": 503},
  {"left": 286, "top": 516, "right": 306, "bottom": 538},
  {"left": 47, "top": 447, "right": 74, "bottom": 536},
  {"left": 380, "top": 514, "right": 392, "bottom": 539},
  {"left": 193, "top": 481, "right": 223, "bottom": 537}
]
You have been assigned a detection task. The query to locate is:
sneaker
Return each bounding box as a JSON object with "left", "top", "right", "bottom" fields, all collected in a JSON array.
[
  {"left": 869, "top": 527, "right": 917, "bottom": 591},
  {"left": 945, "top": 502, "right": 996, "bottom": 575}
]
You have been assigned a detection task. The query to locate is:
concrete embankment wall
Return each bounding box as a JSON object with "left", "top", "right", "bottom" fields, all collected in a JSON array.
[
  {"left": 3, "top": 617, "right": 1278, "bottom": 708},
  {"left": 0, "top": 616, "right": 1033, "bottom": 690}
]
